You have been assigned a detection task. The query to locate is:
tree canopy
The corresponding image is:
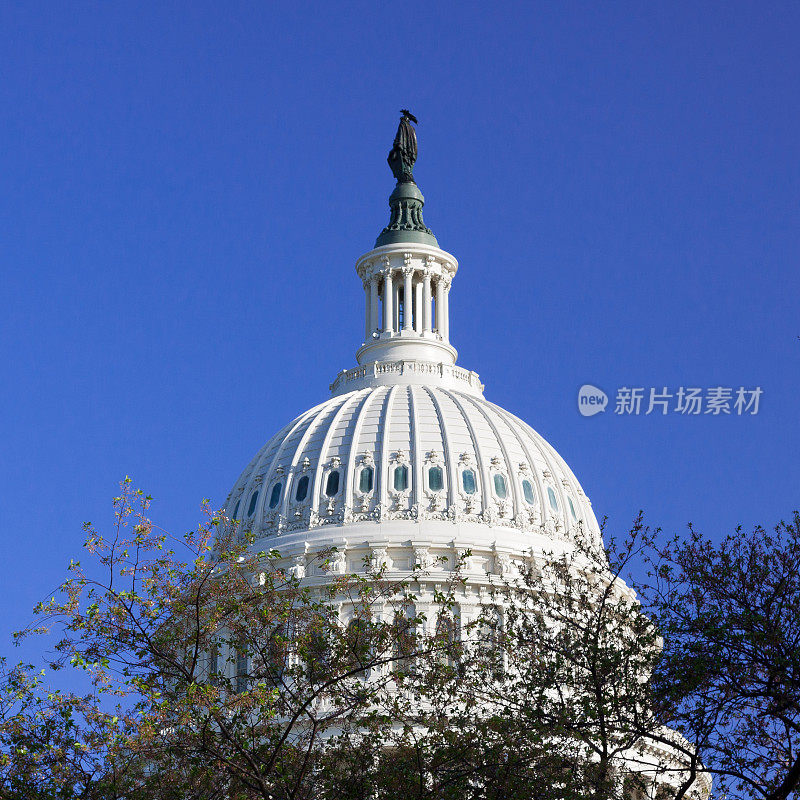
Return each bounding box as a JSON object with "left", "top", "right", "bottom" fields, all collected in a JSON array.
[{"left": 2, "top": 479, "right": 798, "bottom": 800}]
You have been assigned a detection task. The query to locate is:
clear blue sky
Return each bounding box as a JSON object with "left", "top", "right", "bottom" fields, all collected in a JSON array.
[{"left": 1, "top": 2, "right": 798, "bottom": 649}]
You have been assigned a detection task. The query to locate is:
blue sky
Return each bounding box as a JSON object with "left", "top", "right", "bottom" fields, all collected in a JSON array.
[{"left": 1, "top": 2, "right": 798, "bottom": 650}]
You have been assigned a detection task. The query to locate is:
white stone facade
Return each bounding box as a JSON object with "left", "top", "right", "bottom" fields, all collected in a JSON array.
[{"left": 220, "top": 176, "right": 707, "bottom": 799}]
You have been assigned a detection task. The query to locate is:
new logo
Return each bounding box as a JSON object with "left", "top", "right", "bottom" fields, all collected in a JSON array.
[{"left": 578, "top": 385, "right": 608, "bottom": 417}]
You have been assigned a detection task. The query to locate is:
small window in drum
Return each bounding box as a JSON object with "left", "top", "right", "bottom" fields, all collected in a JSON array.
[
  {"left": 325, "top": 470, "right": 340, "bottom": 497},
  {"left": 359, "top": 465, "right": 374, "bottom": 493},
  {"left": 269, "top": 483, "right": 282, "bottom": 509},
  {"left": 247, "top": 491, "right": 259, "bottom": 517},
  {"left": 462, "top": 469, "right": 476, "bottom": 495},
  {"left": 428, "top": 465, "right": 444, "bottom": 492},
  {"left": 295, "top": 475, "right": 309, "bottom": 502}
]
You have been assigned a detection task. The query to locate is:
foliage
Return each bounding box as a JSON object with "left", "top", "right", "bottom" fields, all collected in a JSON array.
[
  {"left": 326, "top": 524, "right": 688, "bottom": 800},
  {"left": 1, "top": 479, "right": 462, "bottom": 799},
  {"left": 637, "top": 512, "right": 800, "bottom": 800},
  {"left": 4, "top": 477, "right": 799, "bottom": 800}
]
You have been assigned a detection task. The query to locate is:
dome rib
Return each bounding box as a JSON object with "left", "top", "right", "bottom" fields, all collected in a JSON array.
[
  {"left": 260, "top": 401, "right": 333, "bottom": 520},
  {"left": 489, "top": 402, "right": 569, "bottom": 531},
  {"left": 485, "top": 401, "right": 550, "bottom": 524},
  {"left": 378, "top": 386, "right": 399, "bottom": 515},
  {"left": 526, "top": 418, "right": 592, "bottom": 528},
  {"left": 312, "top": 390, "right": 366, "bottom": 517},
  {"left": 438, "top": 387, "right": 490, "bottom": 512},
  {"left": 286, "top": 403, "right": 337, "bottom": 517},
  {"left": 455, "top": 391, "right": 521, "bottom": 515},
  {"left": 281, "top": 397, "right": 342, "bottom": 519},
  {"left": 409, "top": 387, "right": 422, "bottom": 512},
  {"left": 343, "top": 389, "right": 378, "bottom": 517},
  {"left": 422, "top": 386, "right": 457, "bottom": 510}
]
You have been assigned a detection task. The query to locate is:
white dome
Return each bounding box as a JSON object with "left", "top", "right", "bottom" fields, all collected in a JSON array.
[
  {"left": 223, "top": 164, "right": 603, "bottom": 566},
  {"left": 215, "top": 126, "right": 701, "bottom": 799},
  {"left": 225, "top": 383, "right": 601, "bottom": 550}
]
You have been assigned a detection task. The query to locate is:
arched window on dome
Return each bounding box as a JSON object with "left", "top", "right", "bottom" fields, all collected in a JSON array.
[
  {"left": 235, "top": 643, "right": 249, "bottom": 694},
  {"left": 247, "top": 491, "right": 259, "bottom": 517},
  {"left": 521, "top": 479, "right": 536, "bottom": 505},
  {"left": 428, "top": 465, "right": 444, "bottom": 492},
  {"left": 568, "top": 496, "right": 578, "bottom": 521},
  {"left": 435, "top": 614, "right": 461, "bottom": 671},
  {"left": 232, "top": 500, "right": 240, "bottom": 519},
  {"left": 295, "top": 475, "right": 310, "bottom": 502},
  {"left": 461, "top": 468, "right": 477, "bottom": 495},
  {"left": 493, "top": 474, "right": 508, "bottom": 500},
  {"left": 358, "top": 465, "right": 374, "bottom": 493},
  {"left": 547, "top": 486, "right": 559, "bottom": 512},
  {"left": 344, "top": 618, "right": 372, "bottom": 678},
  {"left": 265, "top": 622, "right": 289, "bottom": 687},
  {"left": 393, "top": 464, "right": 409, "bottom": 492},
  {"left": 268, "top": 483, "right": 282, "bottom": 509},
  {"left": 392, "top": 609, "right": 416, "bottom": 679},
  {"left": 305, "top": 615, "right": 330, "bottom": 683},
  {"left": 325, "top": 470, "right": 340, "bottom": 497}
]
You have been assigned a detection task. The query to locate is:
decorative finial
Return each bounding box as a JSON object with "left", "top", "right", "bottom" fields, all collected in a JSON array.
[
  {"left": 376, "top": 111, "right": 437, "bottom": 247},
  {"left": 387, "top": 109, "right": 418, "bottom": 184}
]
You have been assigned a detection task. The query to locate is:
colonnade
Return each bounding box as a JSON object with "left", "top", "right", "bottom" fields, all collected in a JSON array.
[{"left": 363, "top": 267, "right": 450, "bottom": 341}]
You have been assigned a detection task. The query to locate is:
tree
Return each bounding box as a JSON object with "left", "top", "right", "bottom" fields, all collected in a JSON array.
[
  {"left": 1, "top": 479, "right": 462, "bottom": 800},
  {"left": 19, "top": 480, "right": 800, "bottom": 800},
  {"left": 637, "top": 512, "right": 800, "bottom": 800},
  {"left": 318, "top": 523, "right": 703, "bottom": 800}
]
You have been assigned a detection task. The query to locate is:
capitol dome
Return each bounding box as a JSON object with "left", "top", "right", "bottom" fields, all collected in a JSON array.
[
  {"left": 216, "top": 114, "right": 705, "bottom": 799},
  {"left": 225, "top": 384, "right": 601, "bottom": 554},
  {"left": 223, "top": 117, "right": 601, "bottom": 574}
]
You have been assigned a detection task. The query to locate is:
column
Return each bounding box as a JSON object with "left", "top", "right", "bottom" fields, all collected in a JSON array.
[
  {"left": 393, "top": 279, "right": 400, "bottom": 331},
  {"left": 422, "top": 271, "right": 432, "bottom": 333},
  {"left": 364, "top": 279, "right": 371, "bottom": 341},
  {"left": 442, "top": 280, "right": 450, "bottom": 341},
  {"left": 403, "top": 269, "right": 414, "bottom": 332},
  {"left": 414, "top": 280, "right": 423, "bottom": 333},
  {"left": 369, "top": 274, "right": 379, "bottom": 337},
  {"left": 383, "top": 271, "right": 393, "bottom": 332},
  {"left": 435, "top": 277, "right": 444, "bottom": 338}
]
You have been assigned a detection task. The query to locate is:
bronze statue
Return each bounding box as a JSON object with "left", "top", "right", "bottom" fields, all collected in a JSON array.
[{"left": 387, "top": 109, "right": 418, "bottom": 184}]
